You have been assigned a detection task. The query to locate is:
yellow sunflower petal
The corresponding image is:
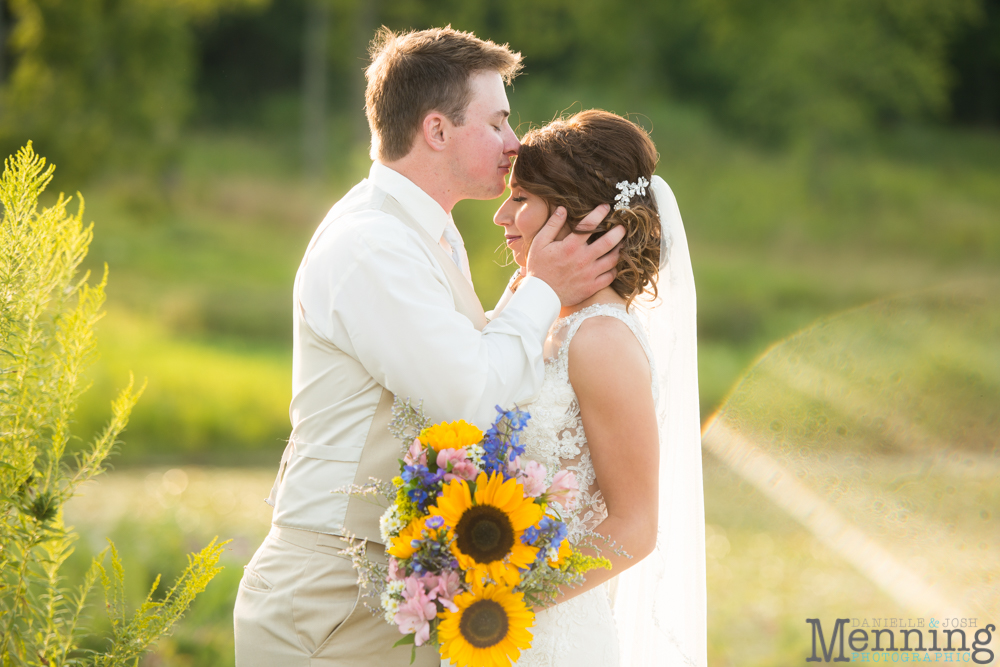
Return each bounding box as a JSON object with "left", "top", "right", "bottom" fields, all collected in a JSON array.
[
  {"left": 492, "top": 478, "right": 520, "bottom": 510},
  {"left": 419, "top": 420, "right": 484, "bottom": 452},
  {"left": 387, "top": 516, "right": 425, "bottom": 558},
  {"left": 548, "top": 538, "right": 573, "bottom": 567},
  {"left": 431, "top": 478, "right": 473, "bottom": 527},
  {"left": 437, "top": 583, "right": 533, "bottom": 667}
]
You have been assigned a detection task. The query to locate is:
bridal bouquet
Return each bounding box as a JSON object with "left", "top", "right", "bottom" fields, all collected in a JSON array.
[{"left": 339, "top": 399, "right": 613, "bottom": 667}]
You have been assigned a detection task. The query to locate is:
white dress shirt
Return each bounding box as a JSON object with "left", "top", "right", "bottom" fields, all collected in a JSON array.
[
  {"left": 295, "top": 161, "right": 559, "bottom": 426},
  {"left": 269, "top": 162, "right": 560, "bottom": 534}
]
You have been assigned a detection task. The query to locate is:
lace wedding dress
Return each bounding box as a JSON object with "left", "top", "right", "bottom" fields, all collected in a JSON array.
[{"left": 513, "top": 302, "right": 657, "bottom": 667}]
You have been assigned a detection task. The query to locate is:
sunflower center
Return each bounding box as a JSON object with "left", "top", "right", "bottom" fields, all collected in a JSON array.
[
  {"left": 455, "top": 504, "right": 515, "bottom": 563},
  {"left": 459, "top": 599, "right": 510, "bottom": 649}
]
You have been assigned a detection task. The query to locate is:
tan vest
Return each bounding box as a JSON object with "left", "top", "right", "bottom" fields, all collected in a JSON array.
[
  {"left": 269, "top": 191, "right": 487, "bottom": 546},
  {"left": 341, "top": 195, "right": 487, "bottom": 543}
]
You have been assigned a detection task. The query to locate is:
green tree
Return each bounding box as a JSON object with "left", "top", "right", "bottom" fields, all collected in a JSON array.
[
  {"left": 365, "top": 0, "right": 984, "bottom": 141},
  {"left": 0, "top": 0, "right": 267, "bottom": 181},
  {"left": 0, "top": 142, "right": 225, "bottom": 666},
  {"left": 649, "top": 0, "right": 982, "bottom": 140}
]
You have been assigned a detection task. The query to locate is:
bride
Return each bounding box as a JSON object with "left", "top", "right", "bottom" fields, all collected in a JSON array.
[{"left": 487, "top": 110, "right": 707, "bottom": 667}]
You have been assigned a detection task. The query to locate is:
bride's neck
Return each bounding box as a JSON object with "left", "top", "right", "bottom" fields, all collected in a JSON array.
[{"left": 559, "top": 286, "right": 625, "bottom": 319}]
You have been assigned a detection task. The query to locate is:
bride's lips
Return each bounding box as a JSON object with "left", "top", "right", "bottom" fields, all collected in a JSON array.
[{"left": 504, "top": 235, "right": 521, "bottom": 246}]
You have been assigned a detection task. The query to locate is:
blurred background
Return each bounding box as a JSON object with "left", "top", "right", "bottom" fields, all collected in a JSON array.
[{"left": 2, "top": 0, "right": 998, "bottom": 664}]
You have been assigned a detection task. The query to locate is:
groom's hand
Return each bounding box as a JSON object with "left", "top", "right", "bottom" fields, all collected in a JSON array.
[{"left": 525, "top": 204, "right": 623, "bottom": 307}]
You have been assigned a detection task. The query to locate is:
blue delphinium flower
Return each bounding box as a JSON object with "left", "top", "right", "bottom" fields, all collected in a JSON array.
[
  {"left": 407, "top": 487, "right": 428, "bottom": 506},
  {"left": 401, "top": 464, "right": 427, "bottom": 484},
  {"left": 521, "top": 516, "right": 569, "bottom": 565},
  {"left": 480, "top": 405, "right": 531, "bottom": 479}
]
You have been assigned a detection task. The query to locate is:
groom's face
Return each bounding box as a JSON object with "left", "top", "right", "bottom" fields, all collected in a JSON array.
[{"left": 446, "top": 71, "right": 520, "bottom": 200}]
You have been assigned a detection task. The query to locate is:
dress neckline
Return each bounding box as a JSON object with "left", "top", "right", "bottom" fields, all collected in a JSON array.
[{"left": 555, "top": 301, "right": 628, "bottom": 324}]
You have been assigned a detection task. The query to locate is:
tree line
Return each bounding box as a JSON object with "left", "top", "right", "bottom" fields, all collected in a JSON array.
[{"left": 0, "top": 0, "right": 997, "bottom": 180}]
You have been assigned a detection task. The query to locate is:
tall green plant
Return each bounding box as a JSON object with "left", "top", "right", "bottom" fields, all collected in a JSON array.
[{"left": 0, "top": 143, "right": 226, "bottom": 666}]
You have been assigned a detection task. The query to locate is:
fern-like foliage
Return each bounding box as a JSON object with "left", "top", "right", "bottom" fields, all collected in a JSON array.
[{"left": 0, "top": 143, "right": 226, "bottom": 666}]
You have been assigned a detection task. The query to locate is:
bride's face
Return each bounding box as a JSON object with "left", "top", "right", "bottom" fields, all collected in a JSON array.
[{"left": 494, "top": 174, "right": 565, "bottom": 267}]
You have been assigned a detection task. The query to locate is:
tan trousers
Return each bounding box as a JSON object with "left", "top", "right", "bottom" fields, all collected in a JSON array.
[{"left": 233, "top": 526, "right": 441, "bottom": 666}]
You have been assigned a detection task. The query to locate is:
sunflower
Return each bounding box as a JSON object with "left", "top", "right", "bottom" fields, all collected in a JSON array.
[
  {"left": 430, "top": 472, "right": 542, "bottom": 586},
  {"left": 419, "top": 420, "right": 483, "bottom": 452},
  {"left": 547, "top": 538, "right": 572, "bottom": 568},
  {"left": 388, "top": 515, "right": 436, "bottom": 559},
  {"left": 438, "top": 579, "right": 534, "bottom": 667}
]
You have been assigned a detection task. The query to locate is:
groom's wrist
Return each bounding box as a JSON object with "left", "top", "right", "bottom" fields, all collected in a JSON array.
[{"left": 505, "top": 276, "right": 560, "bottom": 328}]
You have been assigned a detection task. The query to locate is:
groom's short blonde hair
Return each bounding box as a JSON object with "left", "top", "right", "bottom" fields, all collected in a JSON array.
[{"left": 365, "top": 26, "right": 523, "bottom": 162}]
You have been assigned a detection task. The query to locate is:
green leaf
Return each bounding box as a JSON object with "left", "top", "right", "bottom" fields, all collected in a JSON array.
[{"left": 393, "top": 633, "right": 416, "bottom": 648}]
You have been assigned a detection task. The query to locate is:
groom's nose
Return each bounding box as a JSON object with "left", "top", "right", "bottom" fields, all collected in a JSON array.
[{"left": 502, "top": 122, "right": 519, "bottom": 156}]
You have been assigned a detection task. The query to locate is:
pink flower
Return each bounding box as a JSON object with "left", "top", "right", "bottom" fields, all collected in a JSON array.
[
  {"left": 519, "top": 459, "right": 548, "bottom": 497},
  {"left": 445, "top": 460, "right": 478, "bottom": 482},
  {"left": 506, "top": 455, "right": 521, "bottom": 477},
  {"left": 547, "top": 470, "right": 579, "bottom": 510},
  {"left": 404, "top": 438, "right": 426, "bottom": 466},
  {"left": 388, "top": 557, "right": 403, "bottom": 581},
  {"left": 437, "top": 447, "right": 478, "bottom": 481},
  {"left": 436, "top": 447, "right": 467, "bottom": 470},
  {"left": 423, "top": 571, "right": 462, "bottom": 612},
  {"left": 394, "top": 576, "right": 437, "bottom": 646}
]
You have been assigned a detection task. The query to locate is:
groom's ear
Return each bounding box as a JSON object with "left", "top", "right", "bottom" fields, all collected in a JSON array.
[{"left": 422, "top": 112, "right": 449, "bottom": 153}]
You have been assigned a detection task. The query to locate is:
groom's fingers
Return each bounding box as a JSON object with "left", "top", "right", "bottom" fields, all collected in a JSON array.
[
  {"left": 595, "top": 241, "right": 622, "bottom": 273},
  {"left": 585, "top": 223, "right": 626, "bottom": 258},
  {"left": 523, "top": 202, "right": 625, "bottom": 306},
  {"left": 573, "top": 203, "right": 611, "bottom": 233},
  {"left": 532, "top": 206, "right": 567, "bottom": 249},
  {"left": 595, "top": 266, "right": 619, "bottom": 290}
]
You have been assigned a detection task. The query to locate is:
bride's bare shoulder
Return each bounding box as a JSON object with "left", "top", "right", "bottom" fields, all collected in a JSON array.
[{"left": 565, "top": 315, "right": 651, "bottom": 394}]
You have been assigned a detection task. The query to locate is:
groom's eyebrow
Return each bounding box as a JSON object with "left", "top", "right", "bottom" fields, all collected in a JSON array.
[{"left": 493, "top": 109, "right": 510, "bottom": 121}]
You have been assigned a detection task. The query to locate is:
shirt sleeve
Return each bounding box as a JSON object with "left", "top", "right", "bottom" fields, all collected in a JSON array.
[
  {"left": 298, "top": 212, "right": 560, "bottom": 429},
  {"left": 485, "top": 270, "right": 519, "bottom": 320}
]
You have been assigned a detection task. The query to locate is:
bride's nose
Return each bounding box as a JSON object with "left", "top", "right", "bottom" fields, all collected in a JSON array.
[{"left": 494, "top": 200, "right": 514, "bottom": 228}]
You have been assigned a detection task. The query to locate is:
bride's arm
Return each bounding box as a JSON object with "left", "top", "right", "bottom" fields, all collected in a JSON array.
[{"left": 551, "top": 315, "right": 659, "bottom": 605}]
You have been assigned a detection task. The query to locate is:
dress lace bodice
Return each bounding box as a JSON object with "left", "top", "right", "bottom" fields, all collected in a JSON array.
[
  {"left": 510, "top": 302, "right": 657, "bottom": 667},
  {"left": 518, "top": 302, "right": 658, "bottom": 544}
]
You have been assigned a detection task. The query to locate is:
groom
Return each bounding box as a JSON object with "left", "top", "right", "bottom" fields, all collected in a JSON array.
[{"left": 233, "top": 26, "right": 622, "bottom": 666}]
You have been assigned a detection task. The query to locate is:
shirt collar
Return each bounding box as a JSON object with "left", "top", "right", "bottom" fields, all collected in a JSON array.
[{"left": 369, "top": 161, "right": 451, "bottom": 242}]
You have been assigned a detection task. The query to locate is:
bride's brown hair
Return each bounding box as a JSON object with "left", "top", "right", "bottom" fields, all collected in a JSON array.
[{"left": 513, "top": 109, "right": 661, "bottom": 306}]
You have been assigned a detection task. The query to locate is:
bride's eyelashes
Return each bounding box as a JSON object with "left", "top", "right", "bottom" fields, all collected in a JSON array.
[{"left": 512, "top": 196, "right": 526, "bottom": 203}]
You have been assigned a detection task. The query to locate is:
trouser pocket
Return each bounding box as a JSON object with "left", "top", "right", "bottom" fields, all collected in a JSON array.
[
  {"left": 288, "top": 546, "right": 360, "bottom": 656},
  {"left": 239, "top": 540, "right": 274, "bottom": 592}
]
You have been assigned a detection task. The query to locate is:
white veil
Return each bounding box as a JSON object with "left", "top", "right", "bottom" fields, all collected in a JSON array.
[{"left": 613, "top": 175, "right": 708, "bottom": 666}]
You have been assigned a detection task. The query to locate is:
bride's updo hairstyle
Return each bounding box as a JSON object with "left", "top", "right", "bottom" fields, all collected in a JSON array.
[{"left": 514, "top": 109, "right": 661, "bottom": 306}]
